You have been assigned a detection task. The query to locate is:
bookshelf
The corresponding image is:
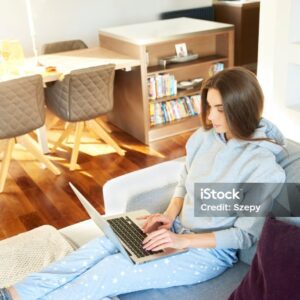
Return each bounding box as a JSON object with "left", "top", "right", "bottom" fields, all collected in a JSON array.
[
  {"left": 149, "top": 88, "right": 201, "bottom": 104},
  {"left": 99, "top": 18, "right": 234, "bottom": 144},
  {"left": 147, "top": 55, "right": 229, "bottom": 75}
]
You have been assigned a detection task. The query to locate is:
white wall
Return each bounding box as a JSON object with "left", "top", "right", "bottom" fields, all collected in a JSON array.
[
  {"left": 0, "top": 0, "right": 212, "bottom": 56},
  {"left": 257, "top": 0, "right": 300, "bottom": 143}
]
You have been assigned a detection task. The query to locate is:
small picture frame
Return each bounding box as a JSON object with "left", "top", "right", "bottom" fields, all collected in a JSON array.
[{"left": 175, "top": 43, "right": 188, "bottom": 57}]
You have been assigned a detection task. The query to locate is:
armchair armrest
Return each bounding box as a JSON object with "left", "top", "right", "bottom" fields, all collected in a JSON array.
[{"left": 103, "top": 158, "right": 185, "bottom": 215}]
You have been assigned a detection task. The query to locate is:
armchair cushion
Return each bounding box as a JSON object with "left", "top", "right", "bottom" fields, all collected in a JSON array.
[{"left": 103, "top": 158, "right": 185, "bottom": 215}]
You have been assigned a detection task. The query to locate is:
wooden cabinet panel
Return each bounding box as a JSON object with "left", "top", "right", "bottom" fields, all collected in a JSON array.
[{"left": 214, "top": 1, "right": 260, "bottom": 67}]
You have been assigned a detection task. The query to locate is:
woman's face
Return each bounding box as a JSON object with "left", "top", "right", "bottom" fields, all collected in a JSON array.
[{"left": 207, "top": 88, "right": 232, "bottom": 138}]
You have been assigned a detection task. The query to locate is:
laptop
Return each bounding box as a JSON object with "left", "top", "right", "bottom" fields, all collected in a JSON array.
[{"left": 69, "top": 182, "right": 187, "bottom": 264}]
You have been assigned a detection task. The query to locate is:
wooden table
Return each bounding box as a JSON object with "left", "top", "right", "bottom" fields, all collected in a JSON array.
[
  {"left": 33, "top": 47, "right": 141, "bottom": 82},
  {"left": 1, "top": 47, "right": 141, "bottom": 153}
]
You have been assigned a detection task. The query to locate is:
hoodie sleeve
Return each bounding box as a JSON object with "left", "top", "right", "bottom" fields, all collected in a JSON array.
[
  {"left": 213, "top": 150, "right": 286, "bottom": 249},
  {"left": 172, "top": 163, "right": 188, "bottom": 198},
  {"left": 172, "top": 128, "right": 204, "bottom": 199},
  {"left": 213, "top": 217, "right": 265, "bottom": 249}
]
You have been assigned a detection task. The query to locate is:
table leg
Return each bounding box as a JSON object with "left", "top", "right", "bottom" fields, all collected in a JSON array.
[{"left": 36, "top": 125, "right": 49, "bottom": 154}]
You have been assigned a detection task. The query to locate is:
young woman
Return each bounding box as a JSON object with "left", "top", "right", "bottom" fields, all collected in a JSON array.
[{"left": 1, "top": 67, "right": 286, "bottom": 300}]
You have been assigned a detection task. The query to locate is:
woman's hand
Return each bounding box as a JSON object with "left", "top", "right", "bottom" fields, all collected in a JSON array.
[
  {"left": 142, "top": 229, "right": 189, "bottom": 251},
  {"left": 136, "top": 213, "right": 173, "bottom": 233}
]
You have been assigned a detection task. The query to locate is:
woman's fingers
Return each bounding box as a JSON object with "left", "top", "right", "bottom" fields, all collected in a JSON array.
[
  {"left": 142, "top": 219, "right": 157, "bottom": 231},
  {"left": 137, "top": 213, "right": 161, "bottom": 220},
  {"left": 139, "top": 213, "right": 172, "bottom": 234},
  {"left": 143, "top": 228, "right": 167, "bottom": 244},
  {"left": 136, "top": 214, "right": 152, "bottom": 220},
  {"left": 142, "top": 215, "right": 161, "bottom": 231},
  {"left": 135, "top": 214, "right": 159, "bottom": 232},
  {"left": 152, "top": 215, "right": 168, "bottom": 223},
  {"left": 151, "top": 242, "right": 173, "bottom": 251},
  {"left": 158, "top": 224, "right": 171, "bottom": 230},
  {"left": 142, "top": 229, "right": 186, "bottom": 251},
  {"left": 143, "top": 237, "right": 171, "bottom": 250},
  {"left": 142, "top": 215, "right": 171, "bottom": 232}
]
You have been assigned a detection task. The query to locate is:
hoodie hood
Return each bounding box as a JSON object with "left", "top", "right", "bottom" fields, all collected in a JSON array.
[
  {"left": 215, "top": 118, "right": 285, "bottom": 156},
  {"left": 255, "top": 118, "right": 285, "bottom": 145}
]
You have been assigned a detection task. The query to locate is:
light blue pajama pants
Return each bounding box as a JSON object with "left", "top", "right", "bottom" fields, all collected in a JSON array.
[{"left": 14, "top": 232, "right": 238, "bottom": 300}]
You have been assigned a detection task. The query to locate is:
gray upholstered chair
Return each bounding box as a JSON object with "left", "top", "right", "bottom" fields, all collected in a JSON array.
[
  {"left": 42, "top": 39, "right": 88, "bottom": 55},
  {"left": 42, "top": 39, "right": 88, "bottom": 130},
  {"left": 45, "top": 64, "right": 125, "bottom": 171},
  {"left": 0, "top": 75, "right": 61, "bottom": 193}
]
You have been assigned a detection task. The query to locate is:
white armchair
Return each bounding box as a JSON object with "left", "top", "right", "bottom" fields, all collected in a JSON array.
[{"left": 103, "top": 158, "right": 185, "bottom": 215}]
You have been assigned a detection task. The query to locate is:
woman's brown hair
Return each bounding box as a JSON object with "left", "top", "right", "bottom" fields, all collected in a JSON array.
[{"left": 201, "top": 67, "right": 276, "bottom": 143}]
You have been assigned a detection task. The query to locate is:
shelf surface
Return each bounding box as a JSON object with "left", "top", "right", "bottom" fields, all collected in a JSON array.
[
  {"left": 147, "top": 55, "right": 228, "bottom": 75},
  {"left": 150, "top": 115, "right": 198, "bottom": 129},
  {"left": 149, "top": 115, "right": 201, "bottom": 142},
  {"left": 149, "top": 87, "right": 201, "bottom": 103},
  {"left": 99, "top": 18, "right": 233, "bottom": 46}
]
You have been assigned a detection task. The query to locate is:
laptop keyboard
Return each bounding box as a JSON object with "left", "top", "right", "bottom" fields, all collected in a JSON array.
[{"left": 107, "top": 216, "right": 163, "bottom": 258}]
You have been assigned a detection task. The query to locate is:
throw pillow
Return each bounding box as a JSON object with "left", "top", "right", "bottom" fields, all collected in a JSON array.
[{"left": 229, "top": 217, "right": 300, "bottom": 300}]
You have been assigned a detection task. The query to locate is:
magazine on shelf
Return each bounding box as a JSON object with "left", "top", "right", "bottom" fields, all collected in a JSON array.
[{"left": 147, "top": 73, "right": 177, "bottom": 100}]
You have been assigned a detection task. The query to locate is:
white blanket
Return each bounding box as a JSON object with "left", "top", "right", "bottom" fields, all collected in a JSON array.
[{"left": 0, "top": 225, "right": 73, "bottom": 287}]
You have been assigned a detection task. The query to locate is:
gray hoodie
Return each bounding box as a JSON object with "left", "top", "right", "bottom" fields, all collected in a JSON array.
[{"left": 173, "top": 118, "right": 286, "bottom": 249}]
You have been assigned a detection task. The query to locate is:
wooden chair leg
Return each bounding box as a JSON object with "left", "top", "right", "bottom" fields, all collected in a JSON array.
[
  {"left": 0, "top": 140, "right": 7, "bottom": 160},
  {"left": 47, "top": 115, "right": 61, "bottom": 130},
  {"left": 70, "top": 122, "right": 84, "bottom": 171},
  {"left": 65, "top": 122, "right": 72, "bottom": 143},
  {"left": 0, "top": 140, "right": 7, "bottom": 153},
  {"left": 17, "top": 135, "right": 61, "bottom": 175},
  {"left": 0, "top": 139, "right": 15, "bottom": 193},
  {"left": 96, "top": 118, "right": 112, "bottom": 133},
  {"left": 51, "top": 123, "right": 74, "bottom": 152},
  {"left": 86, "top": 120, "right": 126, "bottom": 156}
]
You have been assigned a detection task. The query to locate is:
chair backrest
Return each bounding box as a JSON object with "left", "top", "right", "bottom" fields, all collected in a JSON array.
[
  {"left": 0, "top": 75, "right": 45, "bottom": 139},
  {"left": 238, "top": 138, "right": 300, "bottom": 265},
  {"left": 42, "top": 39, "right": 88, "bottom": 54},
  {"left": 46, "top": 64, "right": 115, "bottom": 122}
]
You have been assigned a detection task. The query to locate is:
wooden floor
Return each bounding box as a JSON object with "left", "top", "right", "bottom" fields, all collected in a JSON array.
[{"left": 0, "top": 117, "right": 192, "bottom": 240}]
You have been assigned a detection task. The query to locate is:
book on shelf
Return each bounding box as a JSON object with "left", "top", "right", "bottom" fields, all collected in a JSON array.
[
  {"left": 170, "top": 100, "right": 180, "bottom": 120},
  {"left": 161, "top": 102, "right": 169, "bottom": 123},
  {"left": 190, "top": 94, "right": 201, "bottom": 114},
  {"left": 148, "top": 77, "right": 156, "bottom": 100},
  {"left": 166, "top": 101, "right": 175, "bottom": 121},
  {"left": 149, "top": 102, "right": 155, "bottom": 126},
  {"left": 177, "top": 99, "right": 187, "bottom": 118},
  {"left": 156, "top": 102, "right": 165, "bottom": 125},
  {"left": 185, "top": 96, "right": 195, "bottom": 116},
  {"left": 147, "top": 73, "right": 177, "bottom": 100},
  {"left": 150, "top": 94, "right": 202, "bottom": 126},
  {"left": 182, "top": 97, "right": 191, "bottom": 116}
]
